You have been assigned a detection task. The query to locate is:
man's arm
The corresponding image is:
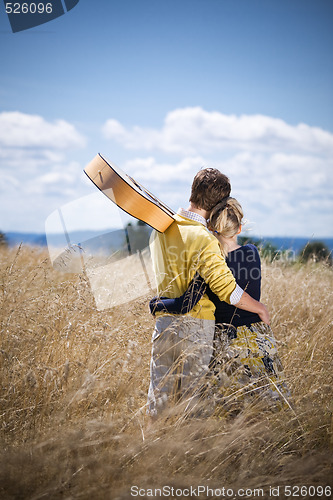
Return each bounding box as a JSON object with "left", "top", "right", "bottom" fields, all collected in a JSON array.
[
  {"left": 234, "top": 291, "right": 270, "bottom": 324},
  {"left": 195, "top": 234, "right": 270, "bottom": 324}
]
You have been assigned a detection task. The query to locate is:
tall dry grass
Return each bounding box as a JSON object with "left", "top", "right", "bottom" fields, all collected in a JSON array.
[{"left": 0, "top": 244, "right": 332, "bottom": 499}]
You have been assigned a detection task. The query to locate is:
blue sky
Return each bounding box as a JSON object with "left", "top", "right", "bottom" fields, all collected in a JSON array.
[{"left": 1, "top": 0, "right": 332, "bottom": 238}]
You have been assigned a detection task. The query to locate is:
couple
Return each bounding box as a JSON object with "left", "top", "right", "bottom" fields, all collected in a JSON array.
[{"left": 147, "top": 168, "right": 289, "bottom": 418}]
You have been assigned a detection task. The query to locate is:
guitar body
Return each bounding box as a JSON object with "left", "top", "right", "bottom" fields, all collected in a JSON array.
[{"left": 84, "top": 154, "right": 175, "bottom": 232}]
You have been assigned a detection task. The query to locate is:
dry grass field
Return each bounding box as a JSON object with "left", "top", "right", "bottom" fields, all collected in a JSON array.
[{"left": 0, "top": 244, "right": 332, "bottom": 499}]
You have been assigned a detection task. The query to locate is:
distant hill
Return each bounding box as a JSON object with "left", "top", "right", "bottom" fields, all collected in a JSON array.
[
  {"left": 4, "top": 226, "right": 153, "bottom": 256},
  {"left": 5, "top": 229, "right": 125, "bottom": 251},
  {"left": 4, "top": 230, "right": 333, "bottom": 256},
  {"left": 5, "top": 232, "right": 48, "bottom": 247},
  {"left": 242, "top": 236, "right": 333, "bottom": 255}
]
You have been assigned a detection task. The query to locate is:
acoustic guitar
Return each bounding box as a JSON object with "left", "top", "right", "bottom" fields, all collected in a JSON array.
[{"left": 84, "top": 153, "right": 175, "bottom": 232}]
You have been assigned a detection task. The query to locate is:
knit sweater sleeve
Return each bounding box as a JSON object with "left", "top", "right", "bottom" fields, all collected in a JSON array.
[{"left": 197, "top": 237, "right": 237, "bottom": 304}]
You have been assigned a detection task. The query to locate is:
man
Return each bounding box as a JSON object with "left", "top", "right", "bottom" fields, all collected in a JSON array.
[{"left": 147, "top": 168, "right": 269, "bottom": 417}]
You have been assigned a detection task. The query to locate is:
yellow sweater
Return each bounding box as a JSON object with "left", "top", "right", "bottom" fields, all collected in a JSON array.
[{"left": 150, "top": 214, "right": 237, "bottom": 320}]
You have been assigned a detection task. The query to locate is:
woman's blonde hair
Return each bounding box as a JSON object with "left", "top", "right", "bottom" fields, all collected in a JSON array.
[{"left": 209, "top": 197, "right": 244, "bottom": 257}]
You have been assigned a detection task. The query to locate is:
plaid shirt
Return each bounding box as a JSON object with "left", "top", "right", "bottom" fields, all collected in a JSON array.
[{"left": 177, "top": 207, "right": 208, "bottom": 227}]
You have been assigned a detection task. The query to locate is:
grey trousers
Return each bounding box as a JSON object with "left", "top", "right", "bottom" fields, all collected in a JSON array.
[{"left": 147, "top": 315, "right": 215, "bottom": 417}]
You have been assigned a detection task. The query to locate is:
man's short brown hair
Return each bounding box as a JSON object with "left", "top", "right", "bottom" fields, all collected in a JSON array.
[{"left": 189, "top": 168, "right": 231, "bottom": 212}]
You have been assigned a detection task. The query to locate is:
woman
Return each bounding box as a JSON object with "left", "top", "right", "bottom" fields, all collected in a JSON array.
[{"left": 150, "top": 197, "right": 290, "bottom": 412}]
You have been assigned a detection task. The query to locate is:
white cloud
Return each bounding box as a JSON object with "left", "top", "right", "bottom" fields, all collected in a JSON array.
[
  {"left": 102, "top": 107, "right": 333, "bottom": 156},
  {"left": 1, "top": 108, "right": 332, "bottom": 238},
  {"left": 216, "top": 153, "right": 333, "bottom": 237},
  {"left": 0, "top": 172, "right": 20, "bottom": 192},
  {"left": 0, "top": 112, "right": 88, "bottom": 232},
  {"left": 121, "top": 151, "right": 332, "bottom": 201},
  {"left": 0, "top": 111, "right": 85, "bottom": 150},
  {"left": 0, "top": 148, "right": 65, "bottom": 175},
  {"left": 0, "top": 112, "right": 87, "bottom": 180},
  {"left": 115, "top": 152, "right": 332, "bottom": 237},
  {"left": 123, "top": 155, "right": 207, "bottom": 184},
  {"left": 28, "top": 161, "right": 83, "bottom": 197}
]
